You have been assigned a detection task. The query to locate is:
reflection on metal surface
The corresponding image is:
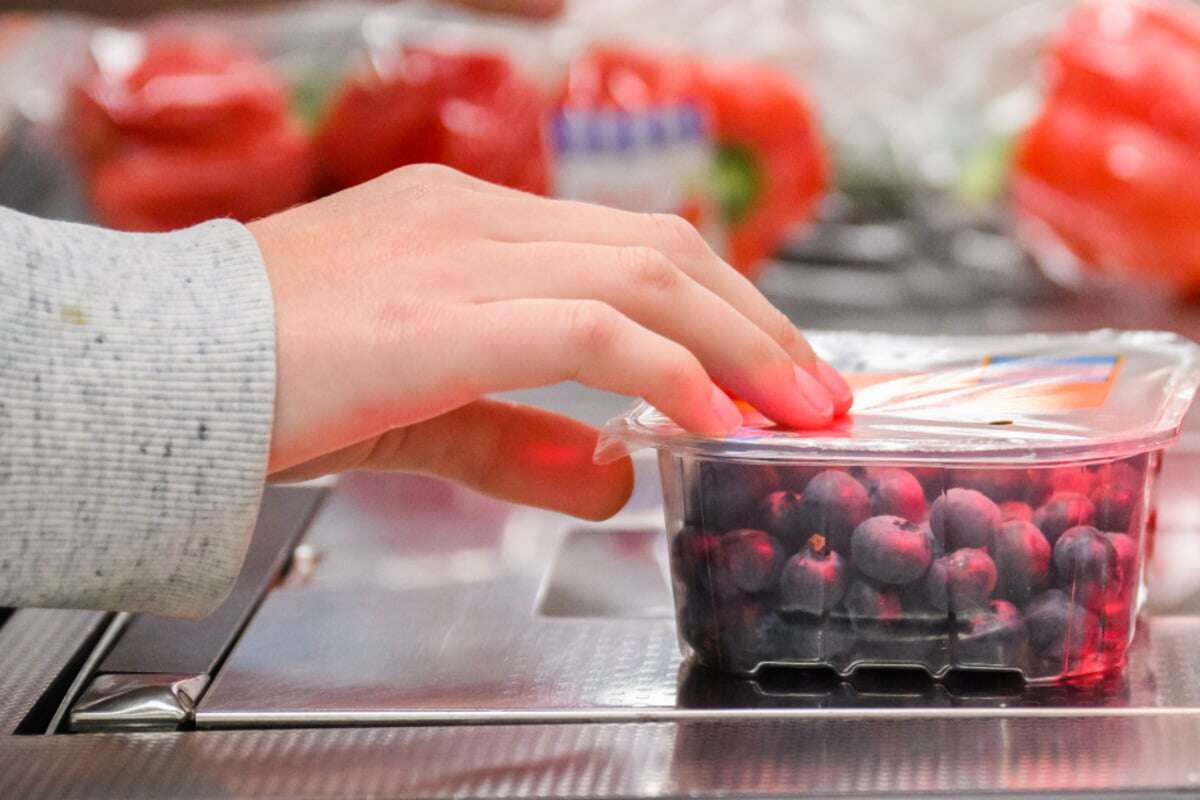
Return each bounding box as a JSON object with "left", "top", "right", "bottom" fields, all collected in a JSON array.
[
  {"left": 282, "top": 544, "right": 323, "bottom": 587},
  {"left": 5, "top": 716, "right": 1200, "bottom": 798},
  {"left": 536, "top": 528, "right": 672, "bottom": 619},
  {"left": 1147, "top": 442, "right": 1200, "bottom": 614},
  {"left": 69, "top": 674, "right": 209, "bottom": 732}
]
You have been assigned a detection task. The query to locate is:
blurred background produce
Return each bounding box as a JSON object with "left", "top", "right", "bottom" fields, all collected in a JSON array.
[
  {"left": 68, "top": 33, "right": 315, "bottom": 230},
  {"left": 1013, "top": 0, "right": 1200, "bottom": 293},
  {"left": 1, "top": 0, "right": 1190, "bottom": 288},
  {"left": 5, "top": 0, "right": 1200, "bottom": 293}
]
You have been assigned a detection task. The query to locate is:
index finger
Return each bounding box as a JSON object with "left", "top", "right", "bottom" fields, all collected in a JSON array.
[{"left": 460, "top": 190, "right": 853, "bottom": 414}]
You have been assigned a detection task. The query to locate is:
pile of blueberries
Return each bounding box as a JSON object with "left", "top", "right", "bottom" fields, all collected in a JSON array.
[{"left": 669, "top": 456, "right": 1149, "bottom": 679}]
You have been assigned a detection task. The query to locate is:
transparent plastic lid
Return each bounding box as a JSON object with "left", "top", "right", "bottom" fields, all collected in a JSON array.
[{"left": 598, "top": 330, "right": 1200, "bottom": 465}]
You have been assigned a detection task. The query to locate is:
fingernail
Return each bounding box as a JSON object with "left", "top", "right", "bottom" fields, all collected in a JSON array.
[
  {"left": 709, "top": 385, "right": 743, "bottom": 434},
  {"left": 793, "top": 365, "right": 835, "bottom": 420},
  {"left": 815, "top": 360, "right": 854, "bottom": 414}
]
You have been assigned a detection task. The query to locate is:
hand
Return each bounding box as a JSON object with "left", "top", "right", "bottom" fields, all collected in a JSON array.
[{"left": 251, "top": 164, "right": 852, "bottom": 519}]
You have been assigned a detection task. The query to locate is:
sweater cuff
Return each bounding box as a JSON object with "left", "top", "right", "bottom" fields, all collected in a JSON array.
[{"left": 0, "top": 214, "right": 276, "bottom": 618}]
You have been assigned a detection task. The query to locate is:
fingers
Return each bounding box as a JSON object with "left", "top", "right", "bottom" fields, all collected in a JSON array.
[
  {"left": 391, "top": 165, "right": 851, "bottom": 415},
  {"left": 440, "top": 298, "right": 743, "bottom": 435},
  {"left": 814, "top": 360, "right": 853, "bottom": 415},
  {"left": 372, "top": 399, "right": 633, "bottom": 520},
  {"left": 453, "top": 188, "right": 851, "bottom": 413},
  {"left": 475, "top": 240, "right": 835, "bottom": 428},
  {"left": 273, "top": 400, "right": 635, "bottom": 521}
]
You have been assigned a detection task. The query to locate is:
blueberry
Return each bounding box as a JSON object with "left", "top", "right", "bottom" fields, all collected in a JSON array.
[
  {"left": 690, "top": 461, "right": 780, "bottom": 532},
  {"left": 680, "top": 596, "right": 787, "bottom": 673},
  {"left": 1098, "top": 595, "right": 1135, "bottom": 653},
  {"left": 851, "top": 515, "right": 934, "bottom": 584},
  {"left": 841, "top": 620, "right": 941, "bottom": 666},
  {"left": 1093, "top": 460, "right": 1143, "bottom": 491},
  {"left": 1090, "top": 484, "right": 1139, "bottom": 532},
  {"left": 774, "top": 613, "right": 832, "bottom": 663},
  {"left": 676, "top": 599, "right": 719, "bottom": 656},
  {"left": 775, "top": 465, "right": 823, "bottom": 492},
  {"left": 670, "top": 527, "right": 721, "bottom": 591},
  {"left": 999, "top": 501, "right": 1033, "bottom": 523},
  {"left": 1033, "top": 492, "right": 1095, "bottom": 544},
  {"left": 1048, "top": 466, "right": 1096, "bottom": 496},
  {"left": 950, "top": 468, "right": 1027, "bottom": 502},
  {"left": 1025, "top": 468, "right": 1056, "bottom": 507},
  {"left": 778, "top": 534, "right": 848, "bottom": 615},
  {"left": 1051, "top": 526, "right": 1110, "bottom": 578},
  {"left": 715, "top": 528, "right": 784, "bottom": 595},
  {"left": 756, "top": 491, "right": 808, "bottom": 550},
  {"left": 865, "top": 468, "right": 927, "bottom": 522},
  {"left": 1103, "top": 531, "right": 1138, "bottom": 597},
  {"left": 896, "top": 576, "right": 950, "bottom": 627},
  {"left": 925, "top": 548, "right": 997, "bottom": 614},
  {"left": 1024, "top": 588, "right": 1097, "bottom": 660},
  {"left": 954, "top": 599, "right": 1027, "bottom": 666},
  {"left": 798, "top": 470, "right": 870, "bottom": 553},
  {"left": 840, "top": 579, "right": 902, "bottom": 625},
  {"left": 991, "top": 520, "right": 1052, "bottom": 605},
  {"left": 930, "top": 488, "right": 1002, "bottom": 551},
  {"left": 713, "top": 597, "right": 787, "bottom": 673},
  {"left": 907, "top": 466, "right": 947, "bottom": 500},
  {"left": 1052, "top": 525, "right": 1115, "bottom": 611}
]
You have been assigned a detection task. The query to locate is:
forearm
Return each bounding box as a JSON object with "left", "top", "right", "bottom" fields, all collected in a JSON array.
[{"left": 0, "top": 207, "right": 275, "bottom": 618}]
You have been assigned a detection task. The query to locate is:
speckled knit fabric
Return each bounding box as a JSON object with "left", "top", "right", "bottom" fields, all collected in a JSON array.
[{"left": 0, "top": 208, "right": 275, "bottom": 618}]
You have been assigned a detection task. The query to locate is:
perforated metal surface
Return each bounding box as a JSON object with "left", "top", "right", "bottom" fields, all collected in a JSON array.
[
  {"left": 0, "top": 609, "right": 105, "bottom": 734},
  {"left": 197, "top": 470, "right": 683, "bottom": 725},
  {"left": 1, "top": 718, "right": 1200, "bottom": 798}
]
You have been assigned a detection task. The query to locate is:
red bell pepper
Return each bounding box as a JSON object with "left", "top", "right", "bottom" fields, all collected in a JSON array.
[
  {"left": 692, "top": 58, "right": 827, "bottom": 274},
  {"left": 89, "top": 127, "right": 314, "bottom": 233},
  {"left": 1013, "top": 0, "right": 1200, "bottom": 290},
  {"left": 558, "top": 45, "right": 703, "bottom": 111},
  {"left": 314, "top": 47, "right": 549, "bottom": 195},
  {"left": 68, "top": 36, "right": 315, "bottom": 232},
  {"left": 556, "top": 46, "right": 827, "bottom": 277}
]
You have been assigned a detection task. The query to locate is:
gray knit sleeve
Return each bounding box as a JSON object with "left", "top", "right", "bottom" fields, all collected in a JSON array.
[{"left": 0, "top": 207, "right": 276, "bottom": 618}]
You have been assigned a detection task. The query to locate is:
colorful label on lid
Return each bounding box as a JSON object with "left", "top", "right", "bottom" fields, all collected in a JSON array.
[{"left": 842, "top": 354, "right": 1122, "bottom": 415}]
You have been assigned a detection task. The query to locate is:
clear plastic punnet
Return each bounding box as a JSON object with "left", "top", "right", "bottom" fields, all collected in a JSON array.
[{"left": 599, "top": 330, "right": 1200, "bottom": 682}]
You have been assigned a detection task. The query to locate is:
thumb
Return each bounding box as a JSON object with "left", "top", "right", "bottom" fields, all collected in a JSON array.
[{"left": 272, "top": 399, "right": 634, "bottom": 521}]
